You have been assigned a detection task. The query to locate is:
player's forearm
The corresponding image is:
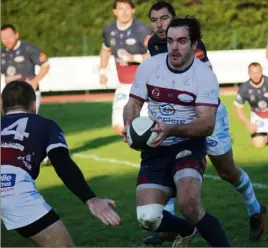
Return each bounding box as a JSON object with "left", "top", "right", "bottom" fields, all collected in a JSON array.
[
  {"left": 100, "top": 48, "right": 111, "bottom": 69},
  {"left": 169, "top": 118, "right": 215, "bottom": 138},
  {"left": 48, "top": 148, "right": 96, "bottom": 203},
  {"left": 33, "top": 63, "right": 50, "bottom": 84},
  {"left": 123, "top": 100, "right": 142, "bottom": 125},
  {"left": 235, "top": 107, "right": 251, "bottom": 125}
]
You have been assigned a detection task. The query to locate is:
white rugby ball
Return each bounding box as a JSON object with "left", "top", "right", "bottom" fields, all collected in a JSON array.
[{"left": 127, "top": 117, "right": 159, "bottom": 151}]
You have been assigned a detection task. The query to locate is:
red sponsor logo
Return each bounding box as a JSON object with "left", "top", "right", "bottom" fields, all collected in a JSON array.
[{"left": 194, "top": 49, "right": 204, "bottom": 60}]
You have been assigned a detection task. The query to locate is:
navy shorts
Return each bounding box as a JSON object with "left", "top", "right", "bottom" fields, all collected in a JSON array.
[{"left": 136, "top": 138, "right": 207, "bottom": 192}]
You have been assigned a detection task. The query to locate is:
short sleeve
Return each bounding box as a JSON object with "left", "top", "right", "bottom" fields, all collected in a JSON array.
[
  {"left": 129, "top": 62, "right": 149, "bottom": 102},
  {"left": 46, "top": 120, "right": 68, "bottom": 154},
  {"left": 102, "top": 25, "right": 111, "bottom": 48},
  {"left": 195, "top": 70, "right": 219, "bottom": 106},
  {"left": 26, "top": 44, "right": 48, "bottom": 66},
  {"left": 234, "top": 83, "right": 248, "bottom": 107}
]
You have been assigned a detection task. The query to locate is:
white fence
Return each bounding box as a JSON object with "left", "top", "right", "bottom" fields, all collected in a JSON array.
[{"left": 1, "top": 49, "right": 267, "bottom": 93}]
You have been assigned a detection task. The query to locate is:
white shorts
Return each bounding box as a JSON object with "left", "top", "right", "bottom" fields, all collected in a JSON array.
[
  {"left": 36, "top": 91, "right": 41, "bottom": 114},
  {"left": 206, "top": 102, "right": 232, "bottom": 156},
  {"left": 250, "top": 112, "right": 268, "bottom": 134},
  {"left": 112, "top": 84, "right": 148, "bottom": 128},
  {"left": 1, "top": 166, "right": 52, "bottom": 230}
]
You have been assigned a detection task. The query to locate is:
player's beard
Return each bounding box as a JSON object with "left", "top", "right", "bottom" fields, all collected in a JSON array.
[{"left": 169, "top": 50, "right": 194, "bottom": 70}]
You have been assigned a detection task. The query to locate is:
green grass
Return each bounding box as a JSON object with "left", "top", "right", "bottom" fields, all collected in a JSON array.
[{"left": 1, "top": 96, "right": 268, "bottom": 247}]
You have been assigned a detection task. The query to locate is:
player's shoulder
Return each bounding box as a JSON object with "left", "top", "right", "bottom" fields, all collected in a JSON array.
[
  {"left": 193, "top": 58, "right": 217, "bottom": 82},
  {"left": 133, "top": 19, "right": 150, "bottom": 33},
  {"left": 138, "top": 53, "right": 166, "bottom": 71},
  {"left": 103, "top": 21, "right": 117, "bottom": 33}
]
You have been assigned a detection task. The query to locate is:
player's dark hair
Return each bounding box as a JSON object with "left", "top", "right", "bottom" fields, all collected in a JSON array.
[
  {"left": 248, "top": 62, "right": 262, "bottom": 70},
  {"left": 2, "top": 81, "right": 36, "bottom": 113},
  {"left": 1, "top": 24, "right": 17, "bottom": 32},
  {"left": 113, "top": 0, "right": 135, "bottom": 9},
  {"left": 148, "top": 1, "right": 176, "bottom": 18},
  {"left": 166, "top": 16, "right": 202, "bottom": 44}
]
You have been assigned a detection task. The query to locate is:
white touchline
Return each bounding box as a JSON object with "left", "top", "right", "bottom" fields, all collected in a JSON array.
[{"left": 73, "top": 153, "right": 268, "bottom": 190}]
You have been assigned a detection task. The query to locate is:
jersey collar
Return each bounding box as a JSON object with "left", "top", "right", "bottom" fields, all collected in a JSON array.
[
  {"left": 6, "top": 110, "right": 27, "bottom": 115},
  {"left": 5, "top": 40, "right": 21, "bottom": 51},
  {"left": 250, "top": 76, "right": 264, "bottom": 88}
]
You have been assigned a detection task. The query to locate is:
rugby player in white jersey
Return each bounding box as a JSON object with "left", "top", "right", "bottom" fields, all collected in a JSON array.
[
  {"left": 142, "top": 2, "right": 266, "bottom": 245},
  {"left": 123, "top": 16, "right": 231, "bottom": 247}
]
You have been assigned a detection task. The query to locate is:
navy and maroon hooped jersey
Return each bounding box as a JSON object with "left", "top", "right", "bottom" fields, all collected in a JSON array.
[
  {"left": 1, "top": 112, "right": 68, "bottom": 180},
  {"left": 102, "top": 19, "right": 151, "bottom": 84}
]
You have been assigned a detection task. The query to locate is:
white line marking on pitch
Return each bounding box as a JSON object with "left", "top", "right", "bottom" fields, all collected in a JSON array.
[{"left": 73, "top": 153, "right": 268, "bottom": 190}]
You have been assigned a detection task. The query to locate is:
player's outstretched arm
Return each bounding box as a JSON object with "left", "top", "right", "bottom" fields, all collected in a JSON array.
[{"left": 48, "top": 147, "right": 120, "bottom": 226}]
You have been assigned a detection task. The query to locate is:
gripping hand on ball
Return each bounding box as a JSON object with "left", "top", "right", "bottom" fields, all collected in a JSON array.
[
  {"left": 150, "top": 117, "right": 171, "bottom": 147},
  {"left": 86, "top": 197, "right": 121, "bottom": 226}
]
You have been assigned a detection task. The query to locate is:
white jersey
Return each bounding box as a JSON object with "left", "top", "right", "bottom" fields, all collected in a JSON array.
[{"left": 130, "top": 53, "right": 219, "bottom": 146}]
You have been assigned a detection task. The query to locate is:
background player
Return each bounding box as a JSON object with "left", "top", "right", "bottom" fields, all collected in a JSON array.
[
  {"left": 1, "top": 24, "right": 50, "bottom": 113},
  {"left": 234, "top": 62, "right": 268, "bottom": 147},
  {"left": 123, "top": 16, "right": 231, "bottom": 247},
  {"left": 99, "top": 0, "right": 151, "bottom": 136},
  {"left": 1, "top": 81, "right": 120, "bottom": 247},
  {"left": 142, "top": 1, "right": 266, "bottom": 245}
]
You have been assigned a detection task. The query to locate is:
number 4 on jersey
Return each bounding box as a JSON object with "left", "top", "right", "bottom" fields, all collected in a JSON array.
[{"left": 1, "top": 118, "right": 29, "bottom": 141}]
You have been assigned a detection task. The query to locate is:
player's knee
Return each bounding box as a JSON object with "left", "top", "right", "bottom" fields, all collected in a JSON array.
[
  {"left": 252, "top": 136, "right": 267, "bottom": 148},
  {"left": 113, "top": 125, "right": 124, "bottom": 136},
  {"left": 136, "top": 204, "right": 164, "bottom": 231},
  {"left": 178, "top": 198, "right": 203, "bottom": 224}
]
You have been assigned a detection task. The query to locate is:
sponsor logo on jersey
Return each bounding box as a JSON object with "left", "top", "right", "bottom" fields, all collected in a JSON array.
[
  {"left": 152, "top": 88, "right": 160, "bottom": 97},
  {"left": 1, "top": 174, "right": 16, "bottom": 188},
  {"left": 206, "top": 139, "right": 218, "bottom": 147},
  {"left": 14, "top": 56, "right": 25, "bottom": 62},
  {"left": 6, "top": 66, "right": 16, "bottom": 76},
  {"left": 194, "top": 48, "right": 204, "bottom": 60},
  {"left": 125, "top": 38, "right": 136, "bottom": 45},
  {"left": 178, "top": 93, "right": 194, "bottom": 102},
  {"left": 159, "top": 104, "right": 175, "bottom": 116}
]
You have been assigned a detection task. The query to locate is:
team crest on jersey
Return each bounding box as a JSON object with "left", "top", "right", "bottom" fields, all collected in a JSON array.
[
  {"left": 159, "top": 104, "right": 175, "bottom": 116},
  {"left": 111, "top": 31, "right": 116, "bottom": 36},
  {"left": 14, "top": 56, "right": 25, "bottom": 62},
  {"left": 6, "top": 66, "right": 16, "bottom": 76},
  {"left": 250, "top": 95, "right": 255, "bottom": 101},
  {"left": 125, "top": 38, "right": 136, "bottom": 45},
  {"left": 110, "top": 38, "right": 116, "bottom": 46},
  {"left": 264, "top": 92, "right": 268, "bottom": 98},
  {"left": 194, "top": 49, "right": 204, "bottom": 59}
]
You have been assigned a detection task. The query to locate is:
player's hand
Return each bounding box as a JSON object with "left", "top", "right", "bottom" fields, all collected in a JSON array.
[
  {"left": 122, "top": 121, "right": 130, "bottom": 143},
  {"left": 100, "top": 74, "right": 108, "bottom": 86},
  {"left": 117, "top": 49, "right": 133, "bottom": 63},
  {"left": 150, "top": 117, "right": 171, "bottom": 147},
  {"left": 86, "top": 197, "right": 120, "bottom": 226},
  {"left": 28, "top": 79, "right": 38, "bottom": 91},
  {"left": 247, "top": 123, "right": 258, "bottom": 133},
  {"left": 5, "top": 75, "right": 24, "bottom": 83}
]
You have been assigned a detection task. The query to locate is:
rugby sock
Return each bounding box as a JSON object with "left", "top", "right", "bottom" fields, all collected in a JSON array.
[
  {"left": 195, "top": 212, "right": 231, "bottom": 247},
  {"left": 163, "top": 198, "right": 175, "bottom": 215},
  {"left": 156, "top": 210, "right": 195, "bottom": 237},
  {"left": 233, "top": 169, "right": 261, "bottom": 216}
]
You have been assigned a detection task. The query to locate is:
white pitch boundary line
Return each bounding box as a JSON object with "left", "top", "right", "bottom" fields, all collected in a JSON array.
[{"left": 73, "top": 153, "right": 268, "bottom": 190}]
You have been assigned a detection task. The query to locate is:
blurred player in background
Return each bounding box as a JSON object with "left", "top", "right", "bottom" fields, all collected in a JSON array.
[
  {"left": 1, "top": 24, "right": 50, "bottom": 113},
  {"left": 266, "top": 41, "right": 268, "bottom": 60},
  {"left": 142, "top": 1, "right": 266, "bottom": 246},
  {"left": 99, "top": 0, "right": 151, "bottom": 136},
  {"left": 1, "top": 81, "right": 120, "bottom": 247},
  {"left": 234, "top": 62, "right": 268, "bottom": 147}
]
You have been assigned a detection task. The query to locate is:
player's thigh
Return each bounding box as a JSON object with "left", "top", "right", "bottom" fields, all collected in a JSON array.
[
  {"left": 112, "top": 84, "right": 131, "bottom": 127},
  {"left": 30, "top": 219, "right": 74, "bottom": 247},
  {"left": 136, "top": 148, "right": 175, "bottom": 206},
  {"left": 172, "top": 139, "right": 206, "bottom": 222}
]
